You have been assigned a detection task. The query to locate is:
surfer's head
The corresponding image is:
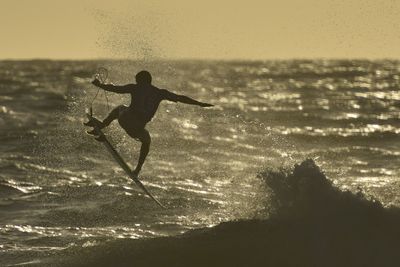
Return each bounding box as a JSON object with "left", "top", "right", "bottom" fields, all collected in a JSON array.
[{"left": 135, "top": 70, "right": 152, "bottom": 85}]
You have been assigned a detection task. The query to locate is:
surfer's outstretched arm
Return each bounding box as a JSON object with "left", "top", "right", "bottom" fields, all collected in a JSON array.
[
  {"left": 162, "top": 89, "right": 213, "bottom": 107},
  {"left": 92, "top": 79, "right": 132, "bottom": 94},
  {"left": 176, "top": 95, "right": 214, "bottom": 107}
]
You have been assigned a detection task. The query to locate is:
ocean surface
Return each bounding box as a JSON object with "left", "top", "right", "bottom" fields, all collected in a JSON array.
[{"left": 0, "top": 59, "right": 399, "bottom": 266}]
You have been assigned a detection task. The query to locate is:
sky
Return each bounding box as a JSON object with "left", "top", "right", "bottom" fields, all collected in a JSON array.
[{"left": 1, "top": 0, "right": 400, "bottom": 60}]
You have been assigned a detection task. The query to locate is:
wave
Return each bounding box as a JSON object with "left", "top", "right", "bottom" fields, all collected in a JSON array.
[
  {"left": 0, "top": 179, "right": 42, "bottom": 200},
  {"left": 0, "top": 182, "right": 25, "bottom": 197},
  {"left": 259, "top": 69, "right": 368, "bottom": 80},
  {"left": 33, "top": 159, "right": 400, "bottom": 267}
]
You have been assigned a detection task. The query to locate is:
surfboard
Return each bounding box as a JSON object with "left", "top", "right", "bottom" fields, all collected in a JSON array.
[{"left": 85, "top": 113, "right": 165, "bottom": 209}]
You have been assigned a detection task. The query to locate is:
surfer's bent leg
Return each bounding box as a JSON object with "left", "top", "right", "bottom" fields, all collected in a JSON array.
[
  {"left": 102, "top": 105, "right": 127, "bottom": 128},
  {"left": 133, "top": 129, "right": 151, "bottom": 176},
  {"left": 85, "top": 106, "right": 125, "bottom": 135}
]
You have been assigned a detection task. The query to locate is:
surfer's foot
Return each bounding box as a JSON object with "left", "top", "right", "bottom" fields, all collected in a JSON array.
[
  {"left": 83, "top": 120, "right": 95, "bottom": 127},
  {"left": 132, "top": 169, "right": 140, "bottom": 178},
  {"left": 83, "top": 118, "right": 104, "bottom": 128}
]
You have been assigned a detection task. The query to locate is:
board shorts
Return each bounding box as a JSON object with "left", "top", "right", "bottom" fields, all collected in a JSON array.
[{"left": 117, "top": 106, "right": 147, "bottom": 140}]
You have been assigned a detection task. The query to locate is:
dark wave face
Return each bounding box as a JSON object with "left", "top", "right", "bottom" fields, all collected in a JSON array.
[
  {"left": 0, "top": 60, "right": 399, "bottom": 266},
  {"left": 30, "top": 159, "right": 400, "bottom": 267}
]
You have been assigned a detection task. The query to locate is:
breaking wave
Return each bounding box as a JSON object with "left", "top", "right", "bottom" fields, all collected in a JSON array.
[{"left": 35, "top": 159, "right": 400, "bottom": 267}]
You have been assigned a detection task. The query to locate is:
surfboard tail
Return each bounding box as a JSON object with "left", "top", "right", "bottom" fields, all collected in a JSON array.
[{"left": 131, "top": 179, "right": 166, "bottom": 208}]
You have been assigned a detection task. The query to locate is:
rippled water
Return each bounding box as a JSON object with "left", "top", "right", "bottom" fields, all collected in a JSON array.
[{"left": 1, "top": 59, "right": 399, "bottom": 266}]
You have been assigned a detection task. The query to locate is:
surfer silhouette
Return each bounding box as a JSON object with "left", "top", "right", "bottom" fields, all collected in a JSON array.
[{"left": 84, "top": 70, "right": 213, "bottom": 177}]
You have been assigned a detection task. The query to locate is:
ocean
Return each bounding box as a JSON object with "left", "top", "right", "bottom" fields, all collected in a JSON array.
[{"left": 1, "top": 59, "right": 399, "bottom": 266}]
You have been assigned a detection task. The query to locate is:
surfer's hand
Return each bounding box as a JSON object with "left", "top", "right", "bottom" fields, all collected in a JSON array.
[
  {"left": 199, "top": 102, "right": 214, "bottom": 108},
  {"left": 92, "top": 78, "right": 101, "bottom": 87}
]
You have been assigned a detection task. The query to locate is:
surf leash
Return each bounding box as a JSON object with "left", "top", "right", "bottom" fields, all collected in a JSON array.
[{"left": 89, "top": 67, "right": 110, "bottom": 116}]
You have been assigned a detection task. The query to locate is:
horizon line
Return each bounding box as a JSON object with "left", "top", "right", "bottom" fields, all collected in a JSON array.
[{"left": 0, "top": 56, "right": 399, "bottom": 62}]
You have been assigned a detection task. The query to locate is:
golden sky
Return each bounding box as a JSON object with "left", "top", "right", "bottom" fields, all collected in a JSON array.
[{"left": 1, "top": 0, "right": 400, "bottom": 59}]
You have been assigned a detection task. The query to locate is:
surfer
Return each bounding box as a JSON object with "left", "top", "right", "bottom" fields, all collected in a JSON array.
[{"left": 85, "top": 70, "right": 213, "bottom": 177}]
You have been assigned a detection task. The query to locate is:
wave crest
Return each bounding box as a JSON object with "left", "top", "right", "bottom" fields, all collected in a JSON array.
[{"left": 259, "top": 159, "right": 386, "bottom": 220}]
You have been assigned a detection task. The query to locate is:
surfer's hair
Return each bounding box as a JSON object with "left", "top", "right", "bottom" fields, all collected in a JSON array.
[{"left": 135, "top": 70, "right": 152, "bottom": 85}]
